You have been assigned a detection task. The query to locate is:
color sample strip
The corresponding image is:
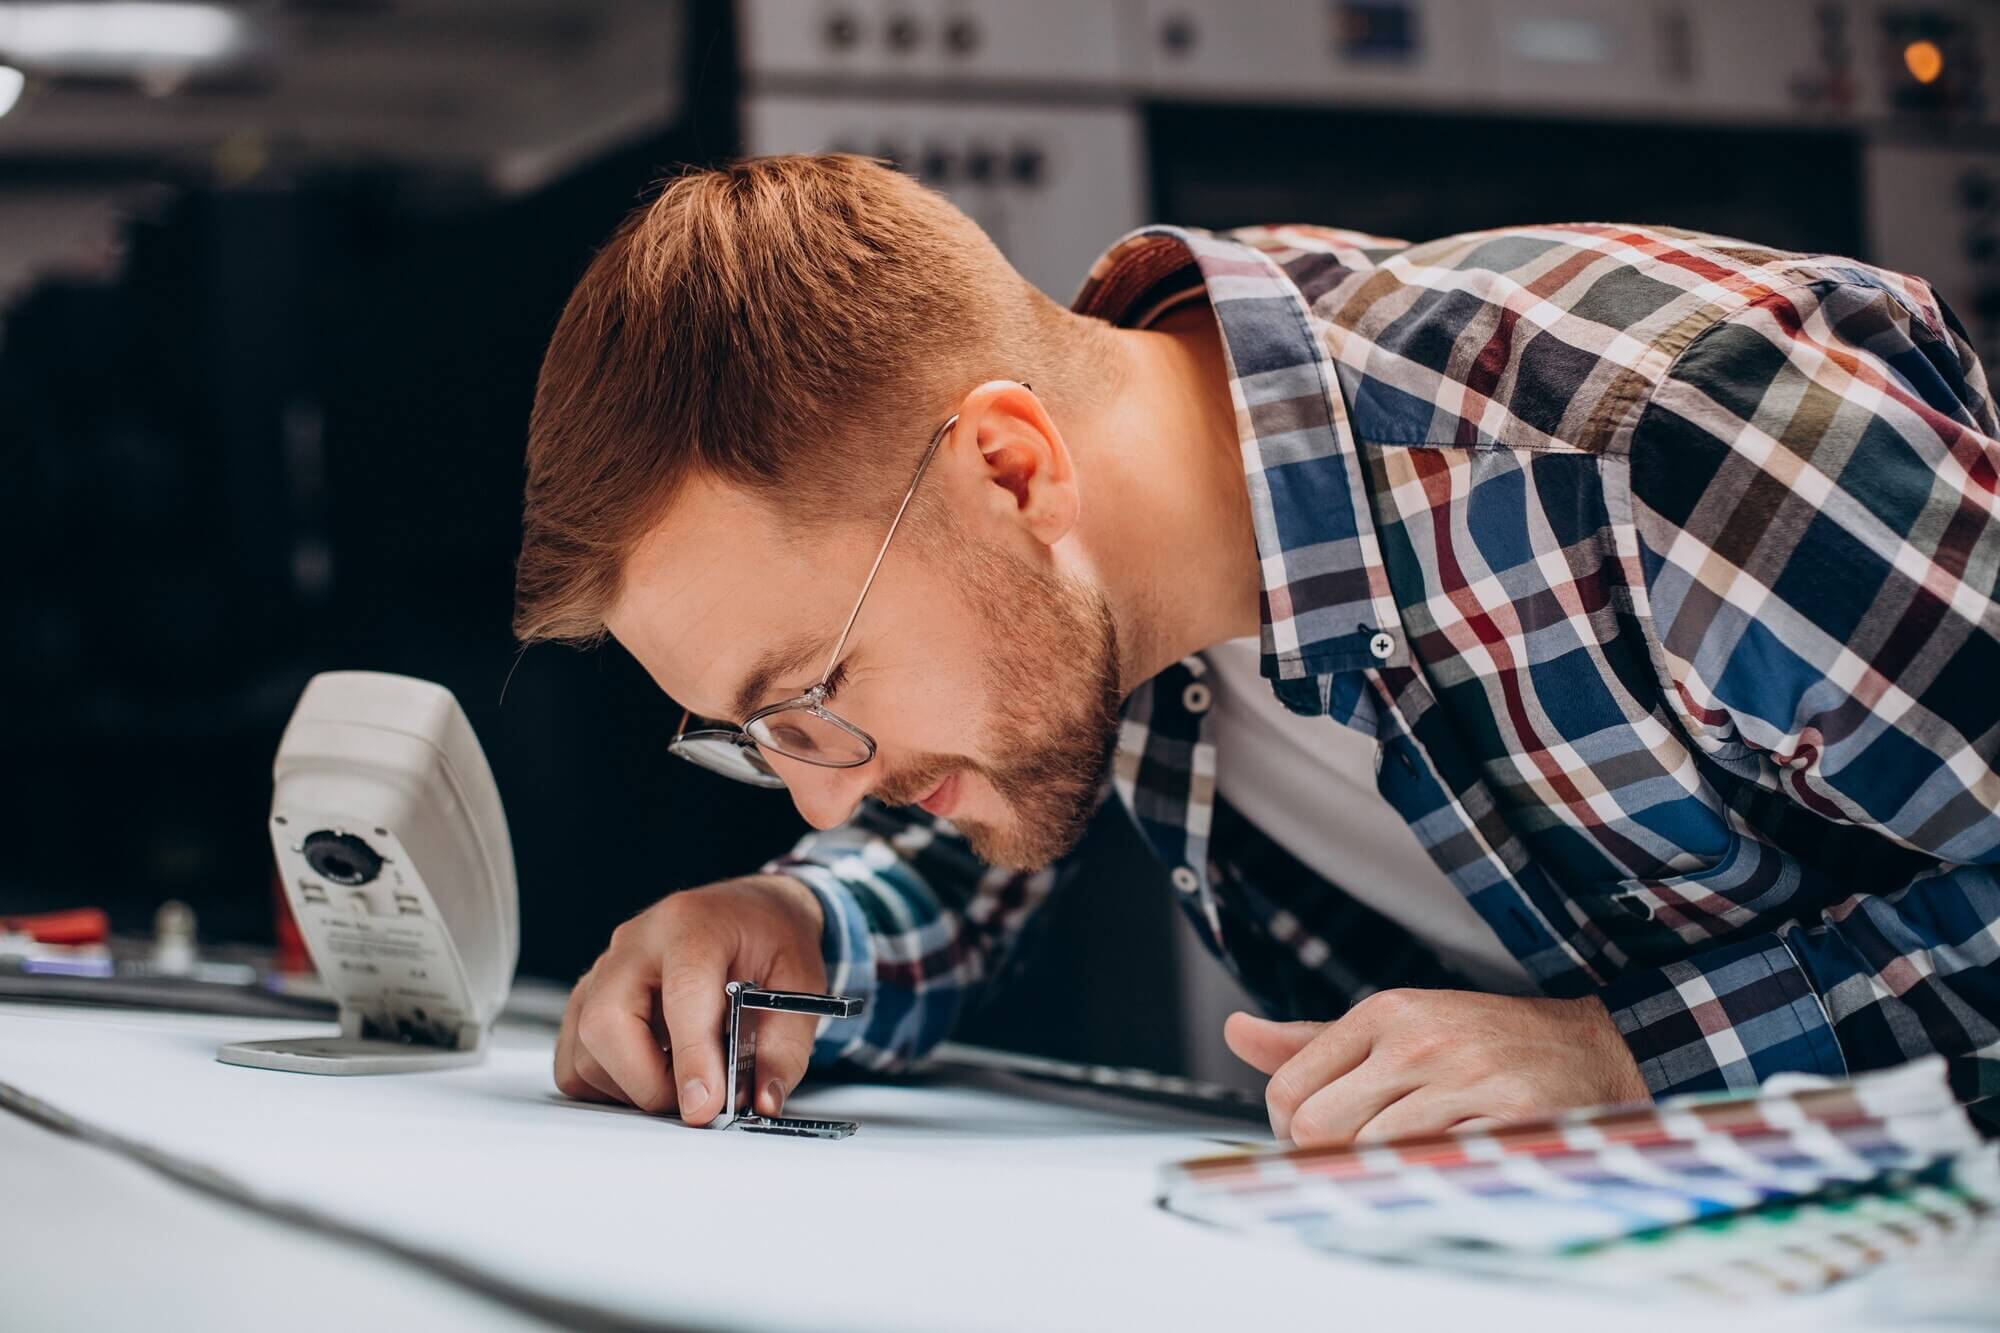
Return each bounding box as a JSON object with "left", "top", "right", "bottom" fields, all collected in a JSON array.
[
  {"left": 1168, "top": 1109, "right": 1976, "bottom": 1248},
  {"left": 1160, "top": 1058, "right": 1999, "bottom": 1300}
]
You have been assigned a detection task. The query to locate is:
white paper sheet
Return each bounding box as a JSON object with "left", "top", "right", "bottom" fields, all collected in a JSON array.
[{"left": 0, "top": 1002, "right": 1909, "bottom": 1332}]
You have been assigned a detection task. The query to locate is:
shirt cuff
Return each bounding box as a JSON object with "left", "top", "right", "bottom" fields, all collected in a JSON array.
[
  {"left": 1599, "top": 930, "right": 1847, "bottom": 1098},
  {"left": 764, "top": 860, "right": 876, "bottom": 1067}
]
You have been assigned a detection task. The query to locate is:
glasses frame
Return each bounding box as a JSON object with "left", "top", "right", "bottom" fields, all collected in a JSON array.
[{"left": 669, "top": 389, "right": 1026, "bottom": 788}]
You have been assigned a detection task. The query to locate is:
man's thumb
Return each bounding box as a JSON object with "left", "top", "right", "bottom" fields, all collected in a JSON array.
[{"left": 1222, "top": 1011, "right": 1323, "bottom": 1075}]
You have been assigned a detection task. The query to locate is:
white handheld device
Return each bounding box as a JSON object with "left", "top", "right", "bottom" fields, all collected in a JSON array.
[{"left": 218, "top": 671, "right": 519, "bottom": 1075}]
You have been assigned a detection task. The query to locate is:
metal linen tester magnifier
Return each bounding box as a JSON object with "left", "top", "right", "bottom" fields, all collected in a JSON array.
[{"left": 708, "top": 981, "right": 866, "bottom": 1139}]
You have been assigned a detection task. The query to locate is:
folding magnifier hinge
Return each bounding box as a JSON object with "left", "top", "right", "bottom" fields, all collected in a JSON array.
[{"left": 709, "top": 981, "right": 865, "bottom": 1139}]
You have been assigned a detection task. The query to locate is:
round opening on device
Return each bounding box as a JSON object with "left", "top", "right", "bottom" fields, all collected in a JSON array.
[{"left": 302, "top": 831, "right": 384, "bottom": 886}]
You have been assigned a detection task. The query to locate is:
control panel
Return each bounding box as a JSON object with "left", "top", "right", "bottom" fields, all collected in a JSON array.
[
  {"left": 745, "top": 1, "right": 2000, "bottom": 127},
  {"left": 742, "top": 94, "right": 1143, "bottom": 299},
  {"left": 738, "top": 0, "right": 1135, "bottom": 88},
  {"left": 1877, "top": 3, "right": 1988, "bottom": 120},
  {"left": 1126, "top": 0, "right": 2000, "bottom": 125}
]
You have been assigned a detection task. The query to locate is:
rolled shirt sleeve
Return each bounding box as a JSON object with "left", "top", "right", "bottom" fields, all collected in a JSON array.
[{"left": 764, "top": 800, "right": 1062, "bottom": 1071}]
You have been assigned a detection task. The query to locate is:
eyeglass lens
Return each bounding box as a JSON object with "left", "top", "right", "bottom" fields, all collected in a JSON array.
[
  {"left": 745, "top": 707, "right": 870, "bottom": 767},
  {"left": 670, "top": 735, "right": 787, "bottom": 788}
]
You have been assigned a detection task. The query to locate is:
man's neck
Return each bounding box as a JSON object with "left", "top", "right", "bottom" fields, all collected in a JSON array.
[{"left": 1067, "top": 304, "right": 1264, "bottom": 695}]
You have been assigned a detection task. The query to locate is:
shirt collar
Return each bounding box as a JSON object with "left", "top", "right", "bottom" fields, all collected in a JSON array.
[{"left": 1071, "top": 226, "right": 1409, "bottom": 688}]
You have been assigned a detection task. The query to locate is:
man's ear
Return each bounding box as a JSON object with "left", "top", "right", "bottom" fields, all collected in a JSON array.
[{"left": 951, "top": 379, "right": 1078, "bottom": 548}]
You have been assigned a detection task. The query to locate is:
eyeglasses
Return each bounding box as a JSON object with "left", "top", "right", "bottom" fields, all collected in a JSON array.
[{"left": 668, "top": 390, "right": 1022, "bottom": 789}]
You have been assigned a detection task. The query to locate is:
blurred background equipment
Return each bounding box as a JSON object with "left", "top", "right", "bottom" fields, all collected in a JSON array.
[{"left": 3, "top": 0, "right": 1997, "bottom": 1084}]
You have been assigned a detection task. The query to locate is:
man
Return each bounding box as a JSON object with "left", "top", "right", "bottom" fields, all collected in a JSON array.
[{"left": 516, "top": 154, "right": 2000, "bottom": 1146}]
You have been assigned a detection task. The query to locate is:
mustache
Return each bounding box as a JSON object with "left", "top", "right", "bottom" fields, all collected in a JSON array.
[{"left": 874, "top": 756, "right": 971, "bottom": 808}]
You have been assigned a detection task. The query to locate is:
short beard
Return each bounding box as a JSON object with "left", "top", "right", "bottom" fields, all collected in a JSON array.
[{"left": 884, "top": 542, "right": 1122, "bottom": 871}]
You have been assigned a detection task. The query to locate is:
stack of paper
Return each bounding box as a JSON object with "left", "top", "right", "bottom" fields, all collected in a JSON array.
[{"left": 1159, "top": 1058, "right": 1999, "bottom": 1300}]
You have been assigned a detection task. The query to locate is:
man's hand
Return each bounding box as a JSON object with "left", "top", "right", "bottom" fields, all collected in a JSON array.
[
  {"left": 554, "top": 875, "right": 827, "bottom": 1125},
  {"left": 1224, "top": 989, "right": 1651, "bottom": 1146}
]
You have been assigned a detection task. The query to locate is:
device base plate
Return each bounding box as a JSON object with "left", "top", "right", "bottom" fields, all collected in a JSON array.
[{"left": 216, "top": 1035, "right": 485, "bottom": 1076}]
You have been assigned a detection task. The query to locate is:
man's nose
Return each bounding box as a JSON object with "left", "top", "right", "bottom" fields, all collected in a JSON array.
[{"left": 769, "top": 753, "right": 874, "bottom": 830}]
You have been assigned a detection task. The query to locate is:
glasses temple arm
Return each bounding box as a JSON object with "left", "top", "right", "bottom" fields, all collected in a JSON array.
[{"left": 817, "top": 412, "right": 958, "bottom": 682}]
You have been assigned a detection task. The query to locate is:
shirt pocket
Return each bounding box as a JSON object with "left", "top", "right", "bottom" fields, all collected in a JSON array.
[{"left": 1599, "top": 828, "right": 1804, "bottom": 959}]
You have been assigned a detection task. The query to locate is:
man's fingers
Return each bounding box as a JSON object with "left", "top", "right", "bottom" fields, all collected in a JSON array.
[
  {"left": 554, "top": 973, "right": 673, "bottom": 1110},
  {"left": 557, "top": 879, "right": 832, "bottom": 1122},
  {"left": 553, "top": 981, "right": 601, "bottom": 1102},
  {"left": 1288, "top": 1058, "right": 1418, "bottom": 1147},
  {"left": 1352, "top": 1088, "right": 1475, "bottom": 1145},
  {"left": 751, "top": 1011, "right": 817, "bottom": 1116},
  {"left": 747, "top": 957, "right": 829, "bottom": 1116},
  {"left": 575, "top": 972, "right": 676, "bottom": 1114},
  {"left": 1223, "top": 1012, "right": 1323, "bottom": 1075},
  {"left": 1264, "top": 1017, "right": 1372, "bottom": 1139},
  {"left": 570, "top": 1043, "right": 633, "bottom": 1106},
  {"left": 659, "top": 965, "right": 731, "bottom": 1126}
]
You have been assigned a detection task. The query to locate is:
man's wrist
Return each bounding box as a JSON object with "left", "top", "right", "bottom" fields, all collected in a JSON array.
[
  {"left": 1566, "top": 994, "right": 1653, "bottom": 1103},
  {"left": 760, "top": 864, "right": 878, "bottom": 1067},
  {"left": 752, "top": 871, "right": 826, "bottom": 939}
]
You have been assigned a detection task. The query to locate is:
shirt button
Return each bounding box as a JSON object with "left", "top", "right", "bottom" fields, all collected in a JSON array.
[
  {"left": 1368, "top": 631, "right": 1396, "bottom": 661},
  {"left": 1181, "top": 682, "right": 1212, "bottom": 714},
  {"left": 1170, "top": 865, "right": 1200, "bottom": 893}
]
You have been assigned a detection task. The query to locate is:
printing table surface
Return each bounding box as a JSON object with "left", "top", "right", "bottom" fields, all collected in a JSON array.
[{"left": 0, "top": 1000, "right": 1938, "bottom": 1332}]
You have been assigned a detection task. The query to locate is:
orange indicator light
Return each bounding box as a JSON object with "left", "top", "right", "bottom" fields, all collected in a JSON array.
[{"left": 1905, "top": 39, "right": 1945, "bottom": 86}]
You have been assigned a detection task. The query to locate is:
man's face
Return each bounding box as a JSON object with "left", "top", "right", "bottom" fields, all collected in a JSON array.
[{"left": 607, "top": 473, "right": 1122, "bottom": 870}]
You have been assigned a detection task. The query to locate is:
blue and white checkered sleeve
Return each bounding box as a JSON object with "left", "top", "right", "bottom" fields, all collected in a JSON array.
[
  {"left": 764, "top": 800, "right": 1060, "bottom": 1072},
  {"left": 1609, "top": 278, "right": 2000, "bottom": 1103}
]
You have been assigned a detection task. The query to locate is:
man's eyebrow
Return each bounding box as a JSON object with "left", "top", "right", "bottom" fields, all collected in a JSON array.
[{"left": 728, "top": 634, "right": 826, "bottom": 722}]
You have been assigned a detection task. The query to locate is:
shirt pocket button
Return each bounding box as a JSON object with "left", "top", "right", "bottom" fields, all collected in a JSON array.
[{"left": 1612, "top": 891, "right": 1655, "bottom": 920}]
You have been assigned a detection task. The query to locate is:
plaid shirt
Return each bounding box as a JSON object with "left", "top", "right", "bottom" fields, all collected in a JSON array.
[{"left": 772, "top": 222, "right": 2000, "bottom": 1104}]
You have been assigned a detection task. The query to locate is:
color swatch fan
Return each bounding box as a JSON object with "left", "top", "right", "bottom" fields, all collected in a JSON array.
[{"left": 1160, "top": 1058, "right": 1998, "bottom": 1301}]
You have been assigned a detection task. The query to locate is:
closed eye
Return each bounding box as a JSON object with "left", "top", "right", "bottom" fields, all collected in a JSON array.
[{"left": 816, "top": 660, "right": 851, "bottom": 705}]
